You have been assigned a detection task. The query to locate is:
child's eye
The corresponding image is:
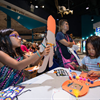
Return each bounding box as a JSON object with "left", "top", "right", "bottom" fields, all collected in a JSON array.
[{"left": 14, "top": 34, "right": 17, "bottom": 37}]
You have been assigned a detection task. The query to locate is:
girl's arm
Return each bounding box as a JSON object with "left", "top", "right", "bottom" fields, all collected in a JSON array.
[
  {"left": 23, "top": 52, "right": 44, "bottom": 66},
  {"left": 0, "top": 45, "right": 50, "bottom": 70},
  {"left": 59, "top": 39, "right": 74, "bottom": 48}
]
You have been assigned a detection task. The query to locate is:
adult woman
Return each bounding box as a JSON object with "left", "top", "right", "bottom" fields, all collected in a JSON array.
[{"left": 56, "top": 19, "right": 78, "bottom": 68}]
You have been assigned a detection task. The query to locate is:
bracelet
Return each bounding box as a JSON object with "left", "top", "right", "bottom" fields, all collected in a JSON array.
[
  {"left": 37, "top": 51, "right": 41, "bottom": 57},
  {"left": 41, "top": 43, "right": 46, "bottom": 48}
]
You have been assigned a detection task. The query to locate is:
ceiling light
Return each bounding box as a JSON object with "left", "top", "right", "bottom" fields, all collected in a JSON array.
[
  {"left": 91, "top": 16, "right": 94, "bottom": 21},
  {"left": 35, "top": 5, "right": 38, "bottom": 8},
  {"left": 86, "top": 37, "right": 88, "bottom": 39},
  {"left": 42, "top": 5, "right": 44, "bottom": 8},
  {"left": 82, "top": 38, "right": 85, "bottom": 40},
  {"left": 90, "top": 34, "right": 93, "bottom": 36},
  {"left": 86, "top": 7, "right": 89, "bottom": 10}
]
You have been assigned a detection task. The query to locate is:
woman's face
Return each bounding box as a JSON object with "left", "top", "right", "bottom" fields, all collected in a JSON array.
[
  {"left": 9, "top": 31, "right": 21, "bottom": 48},
  {"left": 61, "top": 21, "right": 69, "bottom": 31},
  {"left": 87, "top": 42, "right": 96, "bottom": 58}
]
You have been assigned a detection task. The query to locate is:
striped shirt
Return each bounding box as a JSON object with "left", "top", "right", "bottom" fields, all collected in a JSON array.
[
  {"left": 82, "top": 56, "right": 100, "bottom": 71},
  {"left": 0, "top": 56, "right": 25, "bottom": 90}
]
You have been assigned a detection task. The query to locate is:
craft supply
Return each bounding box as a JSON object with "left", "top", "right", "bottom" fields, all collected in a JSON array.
[
  {"left": 76, "top": 76, "right": 79, "bottom": 80},
  {"left": 80, "top": 77, "right": 82, "bottom": 80},
  {"left": 66, "top": 68, "right": 72, "bottom": 80},
  {"left": 73, "top": 75, "right": 76, "bottom": 79},
  {"left": 47, "top": 42, "right": 54, "bottom": 46},
  {"left": 62, "top": 71, "right": 100, "bottom": 97},
  {"left": 90, "top": 81, "right": 94, "bottom": 84},
  {"left": 73, "top": 89, "right": 79, "bottom": 100},
  {"left": 54, "top": 69, "right": 68, "bottom": 76},
  {"left": 0, "top": 85, "right": 25, "bottom": 100},
  {"left": 83, "top": 78, "right": 86, "bottom": 81},
  {"left": 38, "top": 15, "right": 56, "bottom": 73},
  {"left": 87, "top": 79, "right": 90, "bottom": 82}
]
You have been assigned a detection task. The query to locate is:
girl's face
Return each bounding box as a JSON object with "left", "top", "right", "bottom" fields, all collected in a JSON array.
[
  {"left": 9, "top": 31, "right": 21, "bottom": 48},
  {"left": 87, "top": 43, "right": 96, "bottom": 58},
  {"left": 61, "top": 21, "right": 69, "bottom": 31}
]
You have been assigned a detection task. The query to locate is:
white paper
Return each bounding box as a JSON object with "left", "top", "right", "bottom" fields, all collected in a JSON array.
[
  {"left": 51, "top": 89, "right": 76, "bottom": 100},
  {"left": 38, "top": 30, "right": 56, "bottom": 73},
  {"left": 67, "top": 47, "right": 82, "bottom": 66},
  {"left": 39, "top": 38, "right": 47, "bottom": 53},
  {"left": 72, "top": 45, "right": 79, "bottom": 51}
]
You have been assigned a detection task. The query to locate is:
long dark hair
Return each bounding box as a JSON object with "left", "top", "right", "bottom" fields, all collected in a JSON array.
[
  {"left": 0, "top": 28, "right": 24, "bottom": 57},
  {"left": 86, "top": 36, "right": 100, "bottom": 58}
]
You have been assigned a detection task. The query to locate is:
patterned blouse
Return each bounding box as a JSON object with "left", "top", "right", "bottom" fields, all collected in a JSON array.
[{"left": 0, "top": 56, "right": 25, "bottom": 90}]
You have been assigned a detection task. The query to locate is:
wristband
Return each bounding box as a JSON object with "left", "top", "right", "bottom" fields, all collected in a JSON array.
[
  {"left": 41, "top": 43, "right": 46, "bottom": 48},
  {"left": 37, "top": 51, "right": 41, "bottom": 57}
]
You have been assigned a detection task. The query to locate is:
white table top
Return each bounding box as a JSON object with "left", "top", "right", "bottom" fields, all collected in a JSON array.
[{"left": 17, "top": 67, "right": 100, "bottom": 100}]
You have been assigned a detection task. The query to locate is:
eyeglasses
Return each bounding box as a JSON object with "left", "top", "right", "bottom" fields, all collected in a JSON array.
[{"left": 9, "top": 34, "right": 21, "bottom": 39}]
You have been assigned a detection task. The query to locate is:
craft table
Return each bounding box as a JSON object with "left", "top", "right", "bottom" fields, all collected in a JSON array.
[{"left": 17, "top": 67, "right": 100, "bottom": 100}]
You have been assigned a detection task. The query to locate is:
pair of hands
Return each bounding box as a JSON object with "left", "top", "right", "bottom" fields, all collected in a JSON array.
[
  {"left": 70, "top": 62, "right": 100, "bottom": 77},
  {"left": 87, "top": 70, "right": 100, "bottom": 77}
]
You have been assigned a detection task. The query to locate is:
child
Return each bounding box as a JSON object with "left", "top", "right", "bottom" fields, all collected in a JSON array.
[
  {"left": 79, "top": 36, "right": 100, "bottom": 76},
  {"left": 0, "top": 29, "right": 50, "bottom": 90}
]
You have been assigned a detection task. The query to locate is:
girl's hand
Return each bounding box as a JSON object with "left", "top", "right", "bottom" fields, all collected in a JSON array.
[
  {"left": 87, "top": 70, "right": 100, "bottom": 77},
  {"left": 43, "top": 45, "right": 50, "bottom": 56}
]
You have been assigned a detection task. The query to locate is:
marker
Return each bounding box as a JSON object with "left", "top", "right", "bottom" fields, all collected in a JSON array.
[{"left": 67, "top": 68, "right": 72, "bottom": 80}]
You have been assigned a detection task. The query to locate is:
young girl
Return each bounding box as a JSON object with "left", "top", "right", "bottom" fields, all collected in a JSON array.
[
  {"left": 81, "top": 36, "right": 100, "bottom": 76},
  {"left": 0, "top": 29, "right": 50, "bottom": 90}
]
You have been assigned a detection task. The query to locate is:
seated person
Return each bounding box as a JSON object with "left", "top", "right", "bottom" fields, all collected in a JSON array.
[
  {"left": 76, "top": 36, "right": 100, "bottom": 77},
  {"left": 0, "top": 28, "right": 50, "bottom": 90},
  {"left": 21, "top": 42, "right": 29, "bottom": 53}
]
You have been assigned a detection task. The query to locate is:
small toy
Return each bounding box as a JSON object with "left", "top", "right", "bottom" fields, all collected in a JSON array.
[{"left": 62, "top": 71, "right": 100, "bottom": 97}]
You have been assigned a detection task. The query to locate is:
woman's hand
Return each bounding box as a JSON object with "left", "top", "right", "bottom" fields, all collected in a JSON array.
[
  {"left": 69, "top": 42, "right": 74, "bottom": 48},
  {"left": 43, "top": 45, "right": 50, "bottom": 56},
  {"left": 87, "top": 70, "right": 100, "bottom": 77},
  {"left": 70, "top": 62, "right": 78, "bottom": 68}
]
